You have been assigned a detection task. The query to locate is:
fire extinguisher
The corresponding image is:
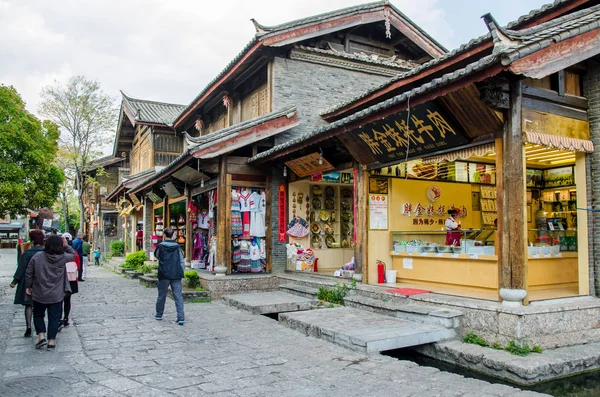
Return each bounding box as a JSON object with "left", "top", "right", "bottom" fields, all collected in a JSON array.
[{"left": 377, "top": 260, "right": 386, "bottom": 284}]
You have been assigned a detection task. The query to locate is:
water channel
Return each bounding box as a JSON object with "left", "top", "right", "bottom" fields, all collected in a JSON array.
[{"left": 384, "top": 349, "right": 600, "bottom": 397}]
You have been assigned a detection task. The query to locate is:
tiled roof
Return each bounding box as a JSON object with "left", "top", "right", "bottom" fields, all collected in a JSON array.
[
  {"left": 86, "top": 156, "right": 125, "bottom": 171},
  {"left": 174, "top": 1, "right": 446, "bottom": 128},
  {"left": 126, "top": 152, "right": 191, "bottom": 195},
  {"left": 251, "top": 2, "right": 600, "bottom": 164},
  {"left": 294, "top": 45, "right": 417, "bottom": 70},
  {"left": 121, "top": 92, "right": 186, "bottom": 125},
  {"left": 107, "top": 168, "right": 157, "bottom": 201},
  {"left": 250, "top": 53, "right": 500, "bottom": 163},
  {"left": 320, "top": 0, "right": 584, "bottom": 116},
  {"left": 186, "top": 106, "right": 297, "bottom": 147}
]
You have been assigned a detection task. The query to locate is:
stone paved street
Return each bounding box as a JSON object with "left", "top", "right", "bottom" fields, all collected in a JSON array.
[{"left": 0, "top": 249, "right": 547, "bottom": 396}]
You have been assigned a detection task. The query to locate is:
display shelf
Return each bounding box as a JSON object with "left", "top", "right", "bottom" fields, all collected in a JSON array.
[{"left": 308, "top": 183, "right": 354, "bottom": 250}]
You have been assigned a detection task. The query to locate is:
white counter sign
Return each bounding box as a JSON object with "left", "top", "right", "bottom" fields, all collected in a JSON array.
[{"left": 369, "top": 194, "right": 388, "bottom": 230}]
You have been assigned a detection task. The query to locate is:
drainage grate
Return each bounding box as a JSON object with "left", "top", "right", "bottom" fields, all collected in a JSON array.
[{"left": 0, "top": 376, "right": 70, "bottom": 396}]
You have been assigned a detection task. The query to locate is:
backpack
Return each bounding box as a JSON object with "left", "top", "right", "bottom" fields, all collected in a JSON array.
[{"left": 66, "top": 261, "right": 78, "bottom": 282}]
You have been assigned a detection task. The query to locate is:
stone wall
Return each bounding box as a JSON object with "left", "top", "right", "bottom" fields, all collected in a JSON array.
[
  {"left": 271, "top": 56, "right": 389, "bottom": 145},
  {"left": 583, "top": 59, "right": 600, "bottom": 296}
]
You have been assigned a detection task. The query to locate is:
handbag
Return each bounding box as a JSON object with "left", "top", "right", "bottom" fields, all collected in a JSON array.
[{"left": 66, "top": 261, "right": 78, "bottom": 282}]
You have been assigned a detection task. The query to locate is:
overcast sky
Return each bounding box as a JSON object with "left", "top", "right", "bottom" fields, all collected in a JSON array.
[{"left": 2, "top": 0, "right": 547, "bottom": 121}]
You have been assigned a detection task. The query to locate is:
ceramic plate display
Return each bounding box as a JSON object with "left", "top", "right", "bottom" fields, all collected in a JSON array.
[
  {"left": 325, "top": 198, "right": 335, "bottom": 209},
  {"left": 312, "top": 185, "right": 323, "bottom": 197},
  {"left": 341, "top": 224, "right": 351, "bottom": 235},
  {"left": 341, "top": 188, "right": 352, "bottom": 198},
  {"left": 341, "top": 199, "right": 351, "bottom": 210},
  {"left": 312, "top": 198, "right": 321, "bottom": 209},
  {"left": 325, "top": 235, "right": 335, "bottom": 248},
  {"left": 330, "top": 211, "right": 336, "bottom": 222},
  {"left": 319, "top": 210, "right": 329, "bottom": 222},
  {"left": 310, "top": 222, "right": 321, "bottom": 234},
  {"left": 341, "top": 238, "right": 349, "bottom": 248},
  {"left": 311, "top": 234, "right": 322, "bottom": 248},
  {"left": 323, "top": 222, "right": 334, "bottom": 235},
  {"left": 325, "top": 186, "right": 335, "bottom": 197},
  {"left": 341, "top": 212, "right": 352, "bottom": 222},
  {"left": 309, "top": 211, "right": 315, "bottom": 222}
]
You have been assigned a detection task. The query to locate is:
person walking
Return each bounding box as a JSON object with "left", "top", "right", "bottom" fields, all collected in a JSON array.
[
  {"left": 94, "top": 246, "right": 101, "bottom": 266},
  {"left": 154, "top": 228, "right": 185, "bottom": 325},
  {"left": 71, "top": 232, "right": 84, "bottom": 281},
  {"left": 59, "top": 250, "right": 80, "bottom": 330},
  {"left": 82, "top": 236, "right": 90, "bottom": 280},
  {"left": 10, "top": 230, "right": 45, "bottom": 337},
  {"left": 25, "top": 235, "right": 75, "bottom": 350}
]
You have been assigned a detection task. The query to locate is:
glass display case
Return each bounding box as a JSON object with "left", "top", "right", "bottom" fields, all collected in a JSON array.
[
  {"left": 527, "top": 229, "right": 576, "bottom": 253},
  {"left": 390, "top": 229, "right": 496, "bottom": 255}
]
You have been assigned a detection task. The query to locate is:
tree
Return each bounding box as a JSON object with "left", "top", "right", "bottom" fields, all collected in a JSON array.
[
  {"left": 39, "top": 76, "right": 116, "bottom": 233},
  {"left": 0, "top": 84, "right": 64, "bottom": 217}
]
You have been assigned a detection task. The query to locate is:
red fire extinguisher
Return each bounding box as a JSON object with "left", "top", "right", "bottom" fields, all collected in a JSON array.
[{"left": 377, "top": 260, "right": 386, "bottom": 284}]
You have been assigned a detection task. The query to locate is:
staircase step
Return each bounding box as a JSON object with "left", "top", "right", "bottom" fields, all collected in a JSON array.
[
  {"left": 280, "top": 283, "right": 319, "bottom": 298},
  {"left": 344, "top": 295, "right": 462, "bottom": 330},
  {"left": 223, "top": 291, "right": 317, "bottom": 315},
  {"left": 279, "top": 306, "right": 455, "bottom": 354}
]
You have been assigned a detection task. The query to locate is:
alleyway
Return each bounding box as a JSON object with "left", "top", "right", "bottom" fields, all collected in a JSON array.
[{"left": 0, "top": 249, "right": 546, "bottom": 396}]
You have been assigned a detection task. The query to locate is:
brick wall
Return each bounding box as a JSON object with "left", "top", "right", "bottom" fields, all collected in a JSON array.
[
  {"left": 143, "top": 200, "right": 153, "bottom": 256},
  {"left": 583, "top": 59, "right": 600, "bottom": 296},
  {"left": 271, "top": 56, "right": 390, "bottom": 145}
]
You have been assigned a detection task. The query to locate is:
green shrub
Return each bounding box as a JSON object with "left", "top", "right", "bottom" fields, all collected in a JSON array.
[
  {"left": 532, "top": 345, "right": 543, "bottom": 354},
  {"left": 123, "top": 250, "right": 147, "bottom": 269},
  {"left": 316, "top": 280, "right": 356, "bottom": 305},
  {"left": 505, "top": 340, "right": 532, "bottom": 356},
  {"left": 462, "top": 332, "right": 489, "bottom": 347},
  {"left": 110, "top": 241, "right": 125, "bottom": 257},
  {"left": 491, "top": 343, "right": 503, "bottom": 350},
  {"left": 140, "top": 263, "right": 157, "bottom": 274},
  {"left": 184, "top": 270, "right": 200, "bottom": 289}
]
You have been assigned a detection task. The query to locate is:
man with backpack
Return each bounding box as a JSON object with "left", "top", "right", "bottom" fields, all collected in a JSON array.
[{"left": 154, "top": 228, "right": 185, "bottom": 325}]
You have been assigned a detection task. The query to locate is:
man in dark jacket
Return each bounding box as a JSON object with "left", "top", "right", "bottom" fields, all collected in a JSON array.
[{"left": 154, "top": 228, "right": 185, "bottom": 325}]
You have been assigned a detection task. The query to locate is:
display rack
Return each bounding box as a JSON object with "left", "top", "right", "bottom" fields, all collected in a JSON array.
[
  {"left": 479, "top": 185, "right": 497, "bottom": 226},
  {"left": 308, "top": 184, "right": 354, "bottom": 249}
]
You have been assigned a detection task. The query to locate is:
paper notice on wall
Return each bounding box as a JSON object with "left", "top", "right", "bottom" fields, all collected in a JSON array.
[
  {"left": 42, "top": 219, "right": 52, "bottom": 229},
  {"left": 369, "top": 194, "right": 388, "bottom": 230},
  {"left": 403, "top": 258, "right": 413, "bottom": 269}
]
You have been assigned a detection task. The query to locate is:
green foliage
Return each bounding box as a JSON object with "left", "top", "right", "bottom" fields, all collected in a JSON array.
[
  {"left": 110, "top": 241, "right": 125, "bottom": 257},
  {"left": 140, "top": 264, "right": 157, "bottom": 274},
  {"left": 123, "top": 250, "right": 147, "bottom": 269},
  {"left": 316, "top": 281, "right": 355, "bottom": 305},
  {"left": 491, "top": 343, "right": 504, "bottom": 350},
  {"left": 462, "top": 332, "right": 489, "bottom": 347},
  {"left": 195, "top": 286, "right": 205, "bottom": 292},
  {"left": 184, "top": 270, "right": 200, "bottom": 289},
  {"left": 190, "top": 298, "right": 211, "bottom": 303},
  {"left": 505, "top": 340, "right": 532, "bottom": 356},
  {"left": 532, "top": 345, "right": 543, "bottom": 354},
  {"left": 0, "top": 85, "right": 64, "bottom": 216}
]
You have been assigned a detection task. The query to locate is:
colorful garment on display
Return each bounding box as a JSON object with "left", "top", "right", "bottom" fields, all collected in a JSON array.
[
  {"left": 198, "top": 211, "right": 210, "bottom": 229},
  {"left": 232, "top": 237, "right": 241, "bottom": 264},
  {"left": 249, "top": 190, "right": 266, "bottom": 237},
  {"left": 286, "top": 217, "right": 309, "bottom": 238},
  {"left": 239, "top": 189, "right": 251, "bottom": 212},
  {"left": 231, "top": 189, "right": 243, "bottom": 235},
  {"left": 237, "top": 240, "right": 251, "bottom": 272},
  {"left": 208, "top": 190, "right": 215, "bottom": 219},
  {"left": 188, "top": 201, "right": 198, "bottom": 227},
  {"left": 242, "top": 212, "right": 251, "bottom": 239},
  {"left": 249, "top": 239, "right": 262, "bottom": 273}
]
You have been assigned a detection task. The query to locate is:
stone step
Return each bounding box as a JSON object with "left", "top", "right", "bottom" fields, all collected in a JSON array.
[
  {"left": 279, "top": 306, "right": 456, "bottom": 354},
  {"left": 139, "top": 275, "right": 158, "bottom": 288},
  {"left": 124, "top": 270, "right": 143, "bottom": 279},
  {"left": 223, "top": 291, "right": 318, "bottom": 315},
  {"left": 280, "top": 283, "right": 319, "bottom": 298},
  {"left": 344, "top": 295, "right": 462, "bottom": 330}
]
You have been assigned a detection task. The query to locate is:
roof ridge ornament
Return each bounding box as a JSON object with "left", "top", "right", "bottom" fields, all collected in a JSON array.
[
  {"left": 481, "top": 13, "right": 519, "bottom": 54},
  {"left": 383, "top": 7, "right": 392, "bottom": 39},
  {"left": 250, "top": 18, "right": 270, "bottom": 34}
]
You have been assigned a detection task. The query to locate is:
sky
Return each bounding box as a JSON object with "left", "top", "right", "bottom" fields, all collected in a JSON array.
[{"left": 1, "top": 0, "right": 548, "bottom": 126}]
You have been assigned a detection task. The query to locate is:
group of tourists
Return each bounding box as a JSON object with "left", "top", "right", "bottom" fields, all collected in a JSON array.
[{"left": 10, "top": 230, "right": 90, "bottom": 350}]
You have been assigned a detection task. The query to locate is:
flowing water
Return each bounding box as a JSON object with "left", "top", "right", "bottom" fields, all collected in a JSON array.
[{"left": 384, "top": 349, "right": 600, "bottom": 397}]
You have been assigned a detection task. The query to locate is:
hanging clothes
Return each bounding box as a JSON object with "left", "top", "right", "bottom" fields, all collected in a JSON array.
[
  {"left": 198, "top": 211, "right": 210, "bottom": 229},
  {"left": 249, "top": 239, "right": 262, "bottom": 273},
  {"left": 239, "top": 188, "right": 252, "bottom": 239},
  {"left": 231, "top": 189, "right": 243, "bottom": 236},
  {"left": 237, "top": 240, "right": 251, "bottom": 272},
  {"left": 232, "top": 237, "right": 241, "bottom": 264},
  {"left": 249, "top": 190, "right": 266, "bottom": 237}
]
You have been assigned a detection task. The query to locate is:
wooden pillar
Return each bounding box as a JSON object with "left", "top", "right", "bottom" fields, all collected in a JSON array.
[
  {"left": 499, "top": 79, "right": 528, "bottom": 304},
  {"left": 353, "top": 162, "right": 368, "bottom": 282},
  {"left": 265, "top": 176, "right": 273, "bottom": 273},
  {"left": 495, "top": 137, "right": 509, "bottom": 290},
  {"left": 185, "top": 186, "right": 192, "bottom": 264},
  {"left": 215, "top": 155, "right": 229, "bottom": 275},
  {"left": 575, "top": 152, "right": 589, "bottom": 295}
]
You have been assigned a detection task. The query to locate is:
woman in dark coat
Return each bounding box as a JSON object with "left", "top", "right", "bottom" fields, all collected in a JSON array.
[{"left": 10, "top": 230, "right": 45, "bottom": 337}]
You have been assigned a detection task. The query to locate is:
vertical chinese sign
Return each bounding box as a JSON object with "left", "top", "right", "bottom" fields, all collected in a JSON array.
[{"left": 278, "top": 184, "right": 287, "bottom": 242}]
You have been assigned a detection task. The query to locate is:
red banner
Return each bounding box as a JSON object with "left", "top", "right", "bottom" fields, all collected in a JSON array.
[
  {"left": 353, "top": 168, "right": 357, "bottom": 244},
  {"left": 278, "top": 184, "right": 287, "bottom": 242}
]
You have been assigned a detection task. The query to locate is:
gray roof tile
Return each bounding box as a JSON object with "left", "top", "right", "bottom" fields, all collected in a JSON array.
[{"left": 121, "top": 92, "right": 186, "bottom": 125}]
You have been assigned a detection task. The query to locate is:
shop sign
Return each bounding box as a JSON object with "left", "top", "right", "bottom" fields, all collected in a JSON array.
[
  {"left": 544, "top": 167, "right": 574, "bottom": 187},
  {"left": 369, "top": 177, "right": 389, "bottom": 194},
  {"left": 402, "top": 201, "right": 467, "bottom": 227},
  {"left": 468, "top": 163, "right": 495, "bottom": 185},
  {"left": 285, "top": 153, "right": 334, "bottom": 177},
  {"left": 278, "top": 184, "right": 287, "bottom": 242},
  {"left": 346, "top": 102, "right": 467, "bottom": 164},
  {"left": 369, "top": 194, "right": 388, "bottom": 230}
]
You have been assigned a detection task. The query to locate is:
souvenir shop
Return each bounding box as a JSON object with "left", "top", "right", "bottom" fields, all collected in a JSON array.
[
  {"left": 285, "top": 168, "right": 357, "bottom": 277},
  {"left": 230, "top": 185, "right": 268, "bottom": 273},
  {"left": 188, "top": 186, "right": 217, "bottom": 270}
]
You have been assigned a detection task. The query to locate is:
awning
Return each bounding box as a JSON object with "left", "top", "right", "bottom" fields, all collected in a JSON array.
[
  {"left": 422, "top": 143, "right": 495, "bottom": 164},
  {"left": 523, "top": 131, "right": 594, "bottom": 153}
]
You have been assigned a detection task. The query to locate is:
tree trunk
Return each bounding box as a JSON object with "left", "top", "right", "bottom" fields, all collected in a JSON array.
[
  {"left": 62, "top": 191, "right": 70, "bottom": 234},
  {"left": 78, "top": 172, "right": 85, "bottom": 235}
]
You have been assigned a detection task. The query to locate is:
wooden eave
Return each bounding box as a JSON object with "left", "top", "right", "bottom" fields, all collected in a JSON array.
[
  {"left": 322, "top": 0, "right": 595, "bottom": 121},
  {"left": 190, "top": 112, "right": 300, "bottom": 159}
]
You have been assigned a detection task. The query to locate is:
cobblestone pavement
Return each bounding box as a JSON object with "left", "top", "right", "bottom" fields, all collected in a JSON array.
[{"left": 0, "top": 249, "right": 548, "bottom": 396}]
